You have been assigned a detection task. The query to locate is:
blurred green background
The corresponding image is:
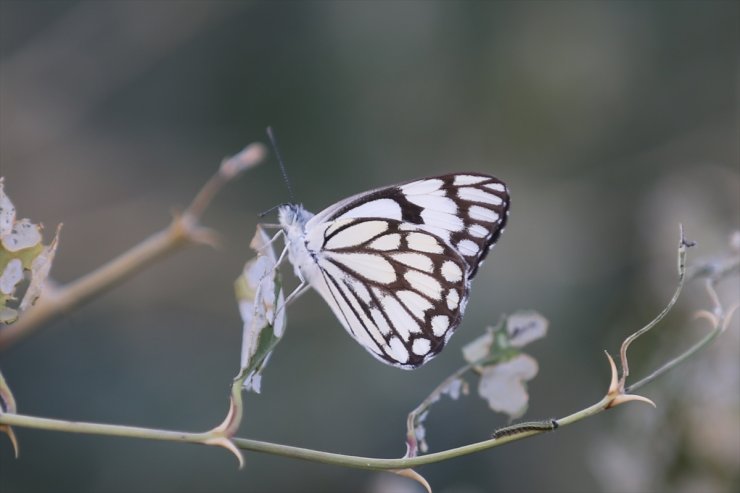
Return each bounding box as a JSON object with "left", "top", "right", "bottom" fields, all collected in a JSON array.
[{"left": 1, "top": 1, "right": 738, "bottom": 492}]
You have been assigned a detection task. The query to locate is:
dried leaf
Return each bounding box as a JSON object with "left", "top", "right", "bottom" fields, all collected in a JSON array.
[
  {"left": 0, "top": 307, "right": 18, "bottom": 324},
  {"left": 506, "top": 311, "right": 548, "bottom": 348},
  {"left": 408, "top": 376, "right": 467, "bottom": 455},
  {"left": 0, "top": 259, "right": 23, "bottom": 295},
  {"left": 440, "top": 377, "right": 467, "bottom": 400},
  {"left": 462, "top": 311, "right": 548, "bottom": 364},
  {"left": 411, "top": 410, "right": 430, "bottom": 455},
  {"left": 19, "top": 224, "right": 61, "bottom": 311},
  {"left": 1, "top": 220, "right": 42, "bottom": 253},
  {"left": 0, "top": 180, "right": 16, "bottom": 237},
  {"left": 478, "top": 354, "right": 539, "bottom": 420},
  {"left": 0, "top": 179, "right": 60, "bottom": 321},
  {"left": 462, "top": 330, "right": 494, "bottom": 363},
  {"left": 235, "top": 226, "right": 286, "bottom": 393}
]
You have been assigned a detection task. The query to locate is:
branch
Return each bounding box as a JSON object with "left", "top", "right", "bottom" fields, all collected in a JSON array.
[
  {"left": 0, "top": 225, "right": 736, "bottom": 484},
  {"left": 0, "top": 143, "right": 267, "bottom": 349},
  {"left": 0, "top": 353, "right": 667, "bottom": 471},
  {"left": 625, "top": 231, "right": 739, "bottom": 393}
]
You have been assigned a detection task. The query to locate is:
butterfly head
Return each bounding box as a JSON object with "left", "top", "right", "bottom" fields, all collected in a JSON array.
[{"left": 277, "top": 203, "right": 314, "bottom": 233}]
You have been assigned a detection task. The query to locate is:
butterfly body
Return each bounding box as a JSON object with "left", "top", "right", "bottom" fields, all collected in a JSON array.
[{"left": 277, "top": 173, "right": 509, "bottom": 369}]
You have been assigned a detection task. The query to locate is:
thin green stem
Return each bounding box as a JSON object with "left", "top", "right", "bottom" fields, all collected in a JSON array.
[
  {"left": 0, "top": 412, "right": 212, "bottom": 445},
  {"left": 0, "top": 410, "right": 551, "bottom": 469},
  {"left": 625, "top": 259, "right": 738, "bottom": 394},
  {"left": 625, "top": 325, "right": 722, "bottom": 393},
  {"left": 618, "top": 228, "right": 691, "bottom": 384},
  {"left": 1, "top": 221, "right": 735, "bottom": 475},
  {"left": 0, "top": 388, "right": 614, "bottom": 471}
]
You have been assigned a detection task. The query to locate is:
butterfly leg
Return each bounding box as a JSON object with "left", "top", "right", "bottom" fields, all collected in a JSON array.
[
  {"left": 272, "top": 280, "right": 310, "bottom": 321},
  {"left": 283, "top": 280, "right": 310, "bottom": 308},
  {"left": 257, "top": 229, "right": 285, "bottom": 255}
]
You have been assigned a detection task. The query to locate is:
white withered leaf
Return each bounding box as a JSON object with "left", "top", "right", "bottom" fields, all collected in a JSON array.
[{"left": 235, "top": 226, "right": 286, "bottom": 393}]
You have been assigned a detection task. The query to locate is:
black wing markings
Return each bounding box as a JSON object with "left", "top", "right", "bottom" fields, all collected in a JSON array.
[{"left": 316, "top": 219, "right": 470, "bottom": 368}]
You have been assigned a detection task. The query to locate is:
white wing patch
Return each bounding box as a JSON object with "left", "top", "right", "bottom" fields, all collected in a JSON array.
[
  {"left": 337, "top": 198, "right": 403, "bottom": 221},
  {"left": 407, "top": 232, "right": 444, "bottom": 254},
  {"left": 328, "top": 252, "right": 396, "bottom": 283},
  {"left": 404, "top": 270, "right": 443, "bottom": 299},
  {"left": 368, "top": 233, "right": 401, "bottom": 251},
  {"left": 468, "top": 205, "right": 499, "bottom": 223},
  {"left": 458, "top": 187, "right": 504, "bottom": 206},
  {"left": 400, "top": 179, "right": 444, "bottom": 195},
  {"left": 456, "top": 239, "right": 480, "bottom": 257},
  {"left": 392, "top": 252, "right": 434, "bottom": 272},
  {"left": 468, "top": 224, "right": 489, "bottom": 238},
  {"left": 407, "top": 194, "right": 457, "bottom": 213},
  {"left": 484, "top": 182, "right": 506, "bottom": 192},
  {"left": 370, "top": 308, "right": 392, "bottom": 335},
  {"left": 324, "top": 220, "right": 388, "bottom": 249},
  {"left": 445, "top": 289, "right": 460, "bottom": 310},
  {"left": 420, "top": 208, "right": 465, "bottom": 232},
  {"left": 379, "top": 295, "right": 419, "bottom": 341},
  {"left": 431, "top": 315, "right": 450, "bottom": 337},
  {"left": 441, "top": 260, "right": 463, "bottom": 282},
  {"left": 397, "top": 290, "right": 434, "bottom": 319},
  {"left": 453, "top": 174, "right": 489, "bottom": 186},
  {"left": 388, "top": 337, "right": 409, "bottom": 364},
  {"left": 412, "top": 338, "right": 432, "bottom": 356}
]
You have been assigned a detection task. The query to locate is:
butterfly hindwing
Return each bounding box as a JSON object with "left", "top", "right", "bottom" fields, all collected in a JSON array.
[{"left": 307, "top": 218, "right": 470, "bottom": 368}]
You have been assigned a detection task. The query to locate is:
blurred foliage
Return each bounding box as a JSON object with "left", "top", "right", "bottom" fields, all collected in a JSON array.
[{"left": 0, "top": 2, "right": 737, "bottom": 492}]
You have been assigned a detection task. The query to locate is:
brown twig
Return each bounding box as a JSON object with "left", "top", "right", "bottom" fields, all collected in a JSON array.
[{"left": 0, "top": 143, "right": 267, "bottom": 349}]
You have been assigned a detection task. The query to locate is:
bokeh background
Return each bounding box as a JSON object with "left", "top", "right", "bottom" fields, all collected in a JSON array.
[{"left": 1, "top": 2, "right": 738, "bottom": 492}]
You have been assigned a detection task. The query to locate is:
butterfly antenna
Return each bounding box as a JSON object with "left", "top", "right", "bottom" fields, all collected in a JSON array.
[
  {"left": 258, "top": 202, "right": 289, "bottom": 218},
  {"left": 267, "top": 126, "right": 296, "bottom": 203}
]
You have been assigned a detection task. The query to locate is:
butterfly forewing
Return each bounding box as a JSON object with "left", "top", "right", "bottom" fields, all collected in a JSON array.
[
  {"left": 280, "top": 172, "right": 509, "bottom": 369},
  {"left": 308, "top": 173, "right": 509, "bottom": 278}
]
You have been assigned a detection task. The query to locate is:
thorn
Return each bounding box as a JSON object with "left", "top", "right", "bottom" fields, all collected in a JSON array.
[
  {"left": 604, "top": 350, "right": 619, "bottom": 395},
  {"left": 204, "top": 436, "right": 244, "bottom": 469},
  {"left": 609, "top": 393, "right": 656, "bottom": 409},
  {"left": 694, "top": 310, "right": 719, "bottom": 327},
  {"left": 603, "top": 351, "right": 656, "bottom": 409},
  {"left": 391, "top": 468, "right": 432, "bottom": 493},
  {"left": 0, "top": 425, "right": 19, "bottom": 458}
]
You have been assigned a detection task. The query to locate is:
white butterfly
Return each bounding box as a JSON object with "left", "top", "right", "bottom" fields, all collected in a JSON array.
[{"left": 274, "top": 173, "right": 510, "bottom": 369}]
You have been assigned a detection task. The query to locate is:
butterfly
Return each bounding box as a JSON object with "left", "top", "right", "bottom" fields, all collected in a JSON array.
[{"left": 276, "top": 173, "right": 510, "bottom": 369}]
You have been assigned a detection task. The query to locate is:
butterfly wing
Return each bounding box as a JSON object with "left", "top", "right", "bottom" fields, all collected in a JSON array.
[
  {"left": 290, "top": 173, "right": 509, "bottom": 368},
  {"left": 302, "top": 217, "right": 470, "bottom": 368},
  {"left": 306, "top": 173, "right": 510, "bottom": 278}
]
